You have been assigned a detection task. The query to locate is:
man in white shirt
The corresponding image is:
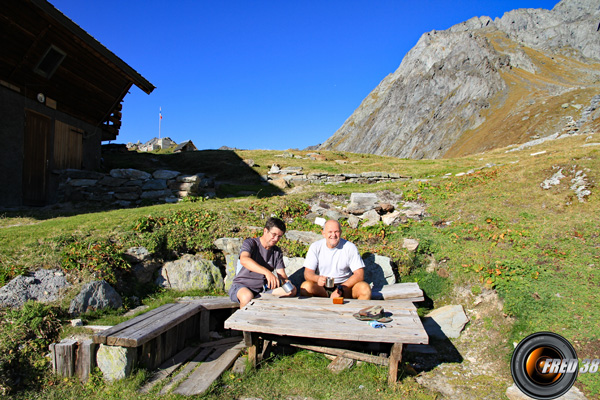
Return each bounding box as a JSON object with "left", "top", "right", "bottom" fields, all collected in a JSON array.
[{"left": 300, "top": 220, "right": 371, "bottom": 300}]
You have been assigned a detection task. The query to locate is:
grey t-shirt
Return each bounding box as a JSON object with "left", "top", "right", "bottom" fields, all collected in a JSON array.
[{"left": 232, "top": 237, "right": 285, "bottom": 292}]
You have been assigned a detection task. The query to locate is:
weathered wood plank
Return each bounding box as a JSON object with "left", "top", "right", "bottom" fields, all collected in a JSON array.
[
  {"left": 289, "top": 343, "right": 389, "bottom": 366},
  {"left": 198, "top": 336, "right": 246, "bottom": 349},
  {"left": 105, "top": 303, "right": 203, "bottom": 347},
  {"left": 199, "top": 310, "right": 210, "bottom": 342},
  {"left": 173, "top": 341, "right": 245, "bottom": 396},
  {"left": 180, "top": 297, "right": 239, "bottom": 310},
  {"left": 388, "top": 343, "right": 403, "bottom": 385},
  {"left": 225, "top": 311, "right": 427, "bottom": 344},
  {"left": 139, "top": 344, "right": 204, "bottom": 394},
  {"left": 371, "top": 282, "right": 424, "bottom": 301},
  {"left": 75, "top": 340, "right": 97, "bottom": 382},
  {"left": 240, "top": 296, "right": 420, "bottom": 314},
  {"left": 93, "top": 303, "right": 180, "bottom": 344},
  {"left": 232, "top": 305, "right": 418, "bottom": 322},
  {"left": 224, "top": 299, "right": 427, "bottom": 344},
  {"left": 53, "top": 339, "right": 77, "bottom": 377},
  {"left": 159, "top": 347, "right": 214, "bottom": 395}
]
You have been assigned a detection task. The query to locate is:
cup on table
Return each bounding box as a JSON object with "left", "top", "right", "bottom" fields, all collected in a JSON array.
[
  {"left": 282, "top": 281, "right": 294, "bottom": 293},
  {"left": 325, "top": 277, "right": 335, "bottom": 289}
]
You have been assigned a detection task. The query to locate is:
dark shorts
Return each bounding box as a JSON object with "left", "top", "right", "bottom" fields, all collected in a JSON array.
[{"left": 228, "top": 282, "right": 263, "bottom": 303}]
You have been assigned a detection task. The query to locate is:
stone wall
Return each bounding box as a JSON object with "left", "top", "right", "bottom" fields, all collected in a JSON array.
[
  {"left": 266, "top": 164, "right": 411, "bottom": 187},
  {"left": 56, "top": 168, "right": 215, "bottom": 207}
]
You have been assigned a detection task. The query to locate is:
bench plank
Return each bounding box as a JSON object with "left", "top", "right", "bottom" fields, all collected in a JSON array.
[
  {"left": 107, "top": 303, "right": 202, "bottom": 347},
  {"left": 139, "top": 344, "right": 204, "bottom": 394},
  {"left": 159, "top": 347, "right": 215, "bottom": 395},
  {"left": 93, "top": 303, "right": 181, "bottom": 345},
  {"left": 289, "top": 343, "right": 389, "bottom": 366},
  {"left": 181, "top": 297, "right": 239, "bottom": 310},
  {"left": 371, "top": 282, "right": 424, "bottom": 301},
  {"left": 173, "top": 340, "right": 244, "bottom": 396}
]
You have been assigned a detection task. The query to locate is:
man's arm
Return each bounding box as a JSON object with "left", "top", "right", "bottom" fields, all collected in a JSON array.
[
  {"left": 275, "top": 267, "right": 289, "bottom": 282},
  {"left": 304, "top": 267, "right": 327, "bottom": 286},
  {"left": 239, "top": 251, "right": 280, "bottom": 289}
]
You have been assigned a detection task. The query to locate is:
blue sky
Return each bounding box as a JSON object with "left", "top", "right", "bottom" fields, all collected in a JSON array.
[{"left": 51, "top": 0, "right": 559, "bottom": 150}]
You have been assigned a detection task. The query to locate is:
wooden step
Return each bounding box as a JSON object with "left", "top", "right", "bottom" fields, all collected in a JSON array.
[{"left": 173, "top": 340, "right": 245, "bottom": 396}]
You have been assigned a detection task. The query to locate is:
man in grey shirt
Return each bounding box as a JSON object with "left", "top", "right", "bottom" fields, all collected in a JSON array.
[{"left": 228, "top": 217, "right": 296, "bottom": 307}]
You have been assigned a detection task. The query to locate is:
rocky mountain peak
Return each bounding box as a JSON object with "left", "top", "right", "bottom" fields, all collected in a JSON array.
[{"left": 319, "top": 0, "right": 600, "bottom": 159}]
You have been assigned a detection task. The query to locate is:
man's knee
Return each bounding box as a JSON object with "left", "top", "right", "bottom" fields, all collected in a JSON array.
[
  {"left": 237, "top": 287, "right": 255, "bottom": 307},
  {"left": 352, "top": 281, "right": 371, "bottom": 300},
  {"left": 300, "top": 280, "right": 314, "bottom": 296},
  {"left": 300, "top": 281, "right": 324, "bottom": 297}
]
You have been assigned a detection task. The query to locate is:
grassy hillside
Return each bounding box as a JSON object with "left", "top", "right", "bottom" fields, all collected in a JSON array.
[{"left": 0, "top": 135, "right": 598, "bottom": 399}]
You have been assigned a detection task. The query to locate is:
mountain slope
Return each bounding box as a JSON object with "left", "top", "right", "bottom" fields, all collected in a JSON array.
[{"left": 319, "top": 0, "right": 600, "bottom": 159}]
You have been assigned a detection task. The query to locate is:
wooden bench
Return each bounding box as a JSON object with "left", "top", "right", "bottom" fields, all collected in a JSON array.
[{"left": 92, "top": 297, "right": 238, "bottom": 370}]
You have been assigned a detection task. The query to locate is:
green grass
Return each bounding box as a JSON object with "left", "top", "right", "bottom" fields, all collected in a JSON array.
[{"left": 1, "top": 135, "right": 600, "bottom": 398}]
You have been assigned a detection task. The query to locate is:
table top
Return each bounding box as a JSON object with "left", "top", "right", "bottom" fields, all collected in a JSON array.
[{"left": 224, "top": 295, "right": 428, "bottom": 345}]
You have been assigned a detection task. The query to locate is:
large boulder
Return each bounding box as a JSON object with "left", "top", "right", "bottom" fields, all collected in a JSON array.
[
  {"left": 362, "top": 254, "right": 396, "bottom": 289},
  {"left": 283, "top": 256, "right": 306, "bottom": 289},
  {"left": 69, "top": 280, "right": 123, "bottom": 316},
  {"left": 347, "top": 193, "right": 378, "bottom": 214},
  {"left": 0, "top": 269, "right": 70, "bottom": 308},
  {"left": 285, "top": 230, "right": 322, "bottom": 245},
  {"left": 96, "top": 344, "right": 137, "bottom": 381},
  {"left": 156, "top": 254, "right": 224, "bottom": 291},
  {"left": 213, "top": 238, "right": 244, "bottom": 290}
]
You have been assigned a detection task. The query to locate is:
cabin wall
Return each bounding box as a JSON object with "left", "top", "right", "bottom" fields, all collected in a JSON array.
[{"left": 0, "top": 85, "right": 102, "bottom": 206}]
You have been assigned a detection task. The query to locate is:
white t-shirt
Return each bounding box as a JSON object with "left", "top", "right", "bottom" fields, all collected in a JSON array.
[{"left": 304, "top": 238, "right": 364, "bottom": 284}]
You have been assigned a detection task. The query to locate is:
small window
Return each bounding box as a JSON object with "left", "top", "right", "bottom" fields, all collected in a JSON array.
[{"left": 34, "top": 45, "right": 66, "bottom": 79}]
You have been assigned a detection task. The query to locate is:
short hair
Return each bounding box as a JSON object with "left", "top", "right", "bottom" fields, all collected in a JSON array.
[{"left": 265, "top": 217, "right": 286, "bottom": 233}]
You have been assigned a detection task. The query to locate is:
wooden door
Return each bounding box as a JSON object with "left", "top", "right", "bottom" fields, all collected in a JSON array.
[{"left": 23, "top": 110, "right": 52, "bottom": 205}]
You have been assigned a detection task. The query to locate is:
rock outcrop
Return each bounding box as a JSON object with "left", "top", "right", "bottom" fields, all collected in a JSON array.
[{"left": 320, "top": 0, "right": 600, "bottom": 159}]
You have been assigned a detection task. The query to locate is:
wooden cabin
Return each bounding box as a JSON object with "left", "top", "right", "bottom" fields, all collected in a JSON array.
[
  {"left": 0, "top": 0, "right": 155, "bottom": 206},
  {"left": 174, "top": 140, "right": 198, "bottom": 152}
]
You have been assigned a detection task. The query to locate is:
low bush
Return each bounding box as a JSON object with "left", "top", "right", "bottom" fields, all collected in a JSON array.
[{"left": 0, "top": 301, "right": 63, "bottom": 395}]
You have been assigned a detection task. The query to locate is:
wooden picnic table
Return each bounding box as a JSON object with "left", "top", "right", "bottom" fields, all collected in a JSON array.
[{"left": 224, "top": 295, "right": 428, "bottom": 384}]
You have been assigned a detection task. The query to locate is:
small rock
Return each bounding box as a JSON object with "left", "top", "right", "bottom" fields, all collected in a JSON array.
[
  {"left": 232, "top": 355, "right": 248, "bottom": 374},
  {"left": 327, "top": 356, "right": 354, "bottom": 373},
  {"left": 347, "top": 215, "right": 360, "bottom": 229},
  {"left": 71, "top": 319, "right": 83, "bottom": 327},
  {"left": 402, "top": 238, "right": 419, "bottom": 252},
  {"left": 69, "top": 280, "right": 123, "bottom": 316},
  {"left": 314, "top": 217, "right": 327, "bottom": 227},
  {"left": 361, "top": 209, "right": 381, "bottom": 227}
]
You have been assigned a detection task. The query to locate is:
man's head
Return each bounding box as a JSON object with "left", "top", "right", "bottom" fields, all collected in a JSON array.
[
  {"left": 322, "top": 219, "right": 342, "bottom": 249},
  {"left": 262, "top": 217, "right": 286, "bottom": 248}
]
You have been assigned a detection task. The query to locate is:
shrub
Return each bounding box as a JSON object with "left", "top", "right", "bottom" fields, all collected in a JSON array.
[
  {"left": 0, "top": 301, "right": 63, "bottom": 395},
  {"left": 60, "top": 237, "right": 130, "bottom": 285}
]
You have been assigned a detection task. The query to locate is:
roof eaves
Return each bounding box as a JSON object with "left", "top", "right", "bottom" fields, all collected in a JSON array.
[{"left": 31, "top": 0, "right": 155, "bottom": 94}]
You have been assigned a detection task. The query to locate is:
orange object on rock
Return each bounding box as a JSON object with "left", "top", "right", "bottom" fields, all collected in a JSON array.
[{"left": 332, "top": 297, "right": 344, "bottom": 304}]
